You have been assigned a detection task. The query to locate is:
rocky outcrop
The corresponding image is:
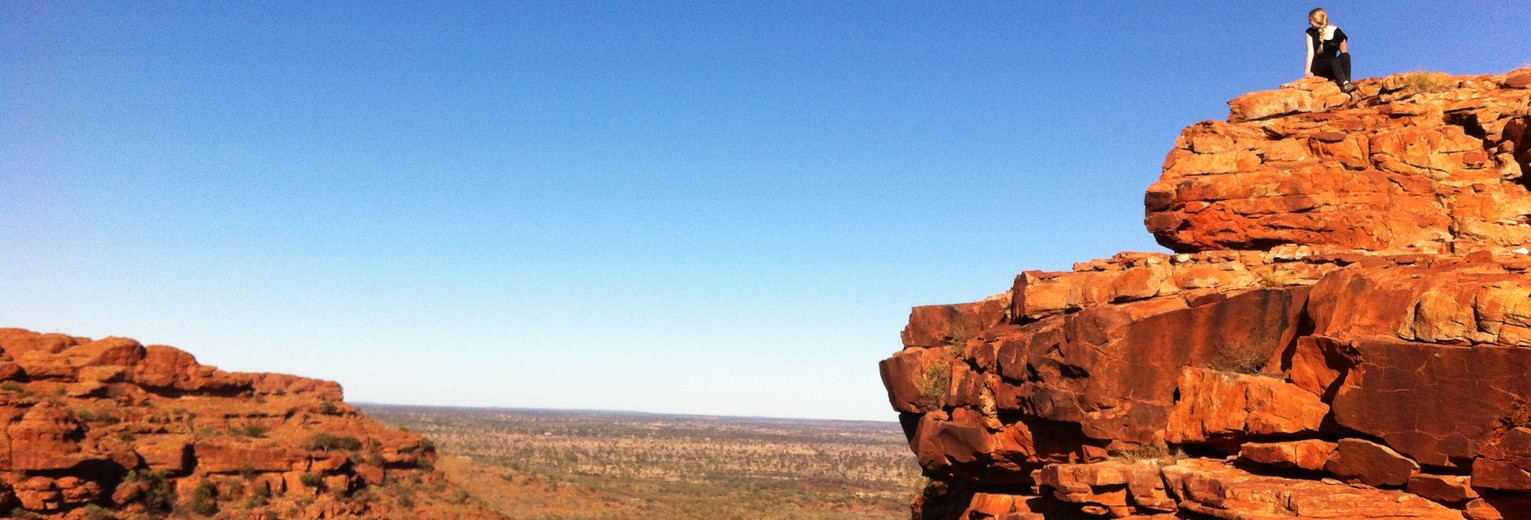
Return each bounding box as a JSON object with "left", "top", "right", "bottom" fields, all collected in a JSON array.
[
  {"left": 1146, "top": 69, "right": 1531, "bottom": 254},
  {"left": 884, "top": 68, "right": 1531, "bottom": 519},
  {"left": 0, "top": 328, "right": 502, "bottom": 519}
]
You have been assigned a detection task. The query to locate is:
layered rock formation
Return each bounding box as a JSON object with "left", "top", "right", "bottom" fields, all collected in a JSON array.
[
  {"left": 0, "top": 328, "right": 502, "bottom": 519},
  {"left": 882, "top": 67, "right": 1531, "bottom": 519}
]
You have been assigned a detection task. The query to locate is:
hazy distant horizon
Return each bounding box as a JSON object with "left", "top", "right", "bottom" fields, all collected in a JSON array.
[
  {"left": 355, "top": 401, "right": 903, "bottom": 426},
  {"left": 5, "top": 1, "right": 1527, "bottom": 421}
]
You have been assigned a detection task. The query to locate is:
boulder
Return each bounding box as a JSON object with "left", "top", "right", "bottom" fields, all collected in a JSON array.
[
  {"left": 1328, "top": 339, "right": 1531, "bottom": 469},
  {"left": 903, "top": 295, "right": 1010, "bottom": 349},
  {"left": 1474, "top": 427, "right": 1531, "bottom": 491},
  {"left": 8, "top": 405, "right": 84, "bottom": 470},
  {"left": 134, "top": 345, "right": 250, "bottom": 394},
  {"left": 1162, "top": 458, "right": 1458, "bottom": 519},
  {"left": 64, "top": 337, "right": 146, "bottom": 367},
  {"left": 13, "top": 476, "right": 61, "bottom": 511},
  {"left": 1323, "top": 438, "right": 1420, "bottom": 487},
  {"left": 1164, "top": 368, "right": 1328, "bottom": 444},
  {"left": 0, "top": 328, "right": 85, "bottom": 354},
  {"left": 1408, "top": 474, "right": 1478, "bottom": 504},
  {"left": 194, "top": 438, "right": 302, "bottom": 473},
  {"left": 1239, "top": 439, "right": 1338, "bottom": 471}
]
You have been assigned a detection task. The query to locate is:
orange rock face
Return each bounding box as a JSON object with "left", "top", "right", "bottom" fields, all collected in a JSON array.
[
  {"left": 886, "top": 67, "right": 1531, "bottom": 520},
  {"left": 1146, "top": 72, "right": 1531, "bottom": 254},
  {"left": 0, "top": 327, "right": 502, "bottom": 520}
]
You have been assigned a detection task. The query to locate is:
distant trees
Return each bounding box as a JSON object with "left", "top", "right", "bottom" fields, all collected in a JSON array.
[
  {"left": 303, "top": 432, "right": 363, "bottom": 452},
  {"left": 359, "top": 405, "right": 922, "bottom": 519}
]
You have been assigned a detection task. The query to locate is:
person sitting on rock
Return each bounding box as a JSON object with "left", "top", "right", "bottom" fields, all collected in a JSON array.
[{"left": 1303, "top": 7, "right": 1356, "bottom": 93}]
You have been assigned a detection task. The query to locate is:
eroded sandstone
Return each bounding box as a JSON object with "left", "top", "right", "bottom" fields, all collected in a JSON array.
[
  {"left": 0, "top": 328, "right": 502, "bottom": 520},
  {"left": 886, "top": 67, "right": 1531, "bottom": 520}
]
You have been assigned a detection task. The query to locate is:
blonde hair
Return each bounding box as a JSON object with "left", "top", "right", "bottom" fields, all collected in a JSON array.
[{"left": 1309, "top": 8, "right": 1331, "bottom": 53}]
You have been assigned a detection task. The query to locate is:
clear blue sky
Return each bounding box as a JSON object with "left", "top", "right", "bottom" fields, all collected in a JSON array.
[{"left": 3, "top": 1, "right": 1526, "bottom": 421}]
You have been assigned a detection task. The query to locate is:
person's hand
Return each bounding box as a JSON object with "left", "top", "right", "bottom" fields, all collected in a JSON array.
[{"left": 1304, "top": 72, "right": 1314, "bottom": 78}]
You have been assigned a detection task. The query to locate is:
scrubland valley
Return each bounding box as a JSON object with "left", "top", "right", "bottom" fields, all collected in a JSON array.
[{"left": 362, "top": 405, "right": 923, "bottom": 520}]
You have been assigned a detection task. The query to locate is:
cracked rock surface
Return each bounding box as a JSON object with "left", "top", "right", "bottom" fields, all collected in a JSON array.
[{"left": 885, "top": 67, "right": 1531, "bottom": 520}]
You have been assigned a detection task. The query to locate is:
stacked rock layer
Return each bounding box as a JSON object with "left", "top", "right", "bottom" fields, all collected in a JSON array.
[
  {"left": 0, "top": 328, "right": 501, "bottom": 519},
  {"left": 882, "top": 67, "right": 1531, "bottom": 520}
]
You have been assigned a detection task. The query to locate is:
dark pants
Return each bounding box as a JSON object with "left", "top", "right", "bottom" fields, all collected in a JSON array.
[{"left": 1311, "top": 53, "right": 1353, "bottom": 85}]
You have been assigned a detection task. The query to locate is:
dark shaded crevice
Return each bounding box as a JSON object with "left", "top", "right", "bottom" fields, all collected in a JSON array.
[
  {"left": 1227, "top": 457, "right": 1327, "bottom": 481},
  {"left": 32, "top": 459, "right": 130, "bottom": 483},
  {"left": 180, "top": 443, "right": 198, "bottom": 477},
  {"left": 1445, "top": 111, "right": 1488, "bottom": 140},
  {"left": 898, "top": 412, "right": 922, "bottom": 444},
  {"left": 1276, "top": 296, "right": 1317, "bottom": 374}
]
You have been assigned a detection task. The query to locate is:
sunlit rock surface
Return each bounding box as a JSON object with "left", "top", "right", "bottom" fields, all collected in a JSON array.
[
  {"left": 884, "top": 67, "right": 1531, "bottom": 520},
  {"left": 0, "top": 328, "right": 503, "bottom": 519}
]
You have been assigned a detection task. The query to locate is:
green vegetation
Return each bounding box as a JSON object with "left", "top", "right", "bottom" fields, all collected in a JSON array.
[
  {"left": 71, "top": 407, "right": 121, "bottom": 425},
  {"left": 231, "top": 424, "right": 269, "bottom": 438},
  {"left": 362, "top": 405, "right": 922, "bottom": 520},
  {"left": 918, "top": 363, "right": 952, "bottom": 408},
  {"left": 81, "top": 504, "right": 117, "bottom": 520},
  {"left": 948, "top": 337, "right": 969, "bottom": 359},
  {"left": 9, "top": 508, "right": 45, "bottom": 519},
  {"left": 299, "top": 472, "right": 324, "bottom": 488},
  {"left": 244, "top": 483, "right": 272, "bottom": 509},
  {"left": 189, "top": 480, "right": 219, "bottom": 515},
  {"left": 303, "top": 432, "right": 363, "bottom": 452},
  {"left": 947, "top": 321, "right": 973, "bottom": 358},
  {"left": 122, "top": 469, "right": 174, "bottom": 513},
  {"left": 1504, "top": 401, "right": 1531, "bottom": 429}
]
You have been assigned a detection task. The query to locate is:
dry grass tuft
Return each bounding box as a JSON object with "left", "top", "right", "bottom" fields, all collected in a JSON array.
[{"left": 1398, "top": 70, "right": 1456, "bottom": 95}]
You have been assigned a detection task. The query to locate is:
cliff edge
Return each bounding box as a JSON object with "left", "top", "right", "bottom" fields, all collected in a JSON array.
[
  {"left": 0, "top": 328, "right": 502, "bottom": 519},
  {"left": 881, "top": 67, "right": 1531, "bottom": 519}
]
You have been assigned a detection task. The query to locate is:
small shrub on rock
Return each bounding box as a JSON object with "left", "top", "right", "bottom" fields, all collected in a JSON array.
[
  {"left": 122, "top": 469, "right": 174, "bottom": 513},
  {"left": 917, "top": 364, "right": 952, "bottom": 409},
  {"left": 1399, "top": 70, "right": 1455, "bottom": 95},
  {"left": 1503, "top": 401, "right": 1531, "bottom": 428},
  {"left": 189, "top": 480, "right": 219, "bottom": 515},
  {"left": 303, "top": 432, "right": 363, "bottom": 452},
  {"left": 232, "top": 424, "right": 269, "bottom": 438},
  {"left": 82, "top": 504, "right": 117, "bottom": 520}
]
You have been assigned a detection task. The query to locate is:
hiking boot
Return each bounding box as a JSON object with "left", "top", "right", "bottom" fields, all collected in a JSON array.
[{"left": 1341, "top": 82, "right": 1357, "bottom": 93}]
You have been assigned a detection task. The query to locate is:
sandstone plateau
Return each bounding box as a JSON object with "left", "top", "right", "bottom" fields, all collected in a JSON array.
[
  {"left": 0, "top": 328, "right": 502, "bottom": 519},
  {"left": 882, "top": 67, "right": 1531, "bottom": 519}
]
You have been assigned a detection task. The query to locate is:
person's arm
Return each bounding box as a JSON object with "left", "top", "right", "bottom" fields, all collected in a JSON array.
[
  {"left": 1304, "top": 34, "right": 1315, "bottom": 78},
  {"left": 1340, "top": 39, "right": 1349, "bottom": 54}
]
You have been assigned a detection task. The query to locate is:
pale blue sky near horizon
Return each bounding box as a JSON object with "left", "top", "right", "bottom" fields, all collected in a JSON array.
[{"left": 3, "top": 1, "right": 1527, "bottom": 421}]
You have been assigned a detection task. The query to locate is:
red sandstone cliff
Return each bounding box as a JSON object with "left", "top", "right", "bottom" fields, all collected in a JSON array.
[
  {"left": 881, "top": 67, "right": 1531, "bottom": 519},
  {"left": 0, "top": 328, "right": 502, "bottom": 519}
]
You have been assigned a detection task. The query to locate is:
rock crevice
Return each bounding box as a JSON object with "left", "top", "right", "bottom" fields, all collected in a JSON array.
[
  {"left": 885, "top": 67, "right": 1531, "bottom": 520},
  {"left": 0, "top": 328, "right": 501, "bottom": 519}
]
